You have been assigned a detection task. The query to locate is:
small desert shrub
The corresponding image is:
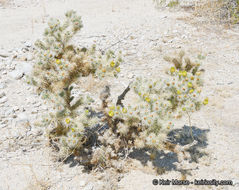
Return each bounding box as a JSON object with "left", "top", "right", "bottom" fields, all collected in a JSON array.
[
  {"left": 154, "top": 0, "right": 179, "bottom": 8},
  {"left": 194, "top": 0, "right": 239, "bottom": 24},
  {"left": 30, "top": 10, "right": 208, "bottom": 170},
  {"left": 154, "top": 0, "right": 239, "bottom": 24}
]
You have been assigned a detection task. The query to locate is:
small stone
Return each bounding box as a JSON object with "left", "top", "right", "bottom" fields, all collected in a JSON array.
[
  {"left": 8, "top": 70, "right": 24, "bottom": 79},
  {"left": 18, "top": 113, "right": 28, "bottom": 120},
  {"left": 128, "top": 73, "right": 135, "bottom": 79},
  {"left": 233, "top": 179, "right": 239, "bottom": 186},
  {"left": 9, "top": 65, "right": 15, "bottom": 70},
  {"left": 0, "top": 84, "right": 6, "bottom": 89},
  {"left": 27, "top": 54, "right": 33, "bottom": 61},
  {"left": 0, "top": 97, "right": 7, "bottom": 104},
  {"left": 8, "top": 61, "right": 33, "bottom": 79},
  {"left": 160, "top": 15, "right": 167, "bottom": 19},
  {"left": 34, "top": 102, "right": 42, "bottom": 107},
  {"left": 0, "top": 50, "right": 10, "bottom": 58},
  {"left": 1, "top": 119, "right": 8, "bottom": 124},
  {"left": 41, "top": 105, "right": 48, "bottom": 111},
  {"left": 24, "top": 41, "right": 32, "bottom": 48},
  {"left": 0, "top": 92, "right": 6, "bottom": 98},
  {"left": 13, "top": 106, "right": 19, "bottom": 111},
  {"left": 5, "top": 108, "right": 14, "bottom": 116},
  {"left": 0, "top": 123, "right": 7, "bottom": 128},
  {"left": 31, "top": 109, "right": 38, "bottom": 114},
  {"left": 79, "top": 180, "right": 86, "bottom": 187},
  {"left": 182, "top": 34, "right": 187, "bottom": 39},
  {"left": 83, "top": 183, "right": 94, "bottom": 190},
  {"left": 15, "top": 113, "right": 29, "bottom": 127}
]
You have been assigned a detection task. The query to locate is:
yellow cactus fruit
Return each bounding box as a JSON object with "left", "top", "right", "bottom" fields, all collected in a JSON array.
[
  {"left": 108, "top": 110, "right": 114, "bottom": 117},
  {"left": 56, "top": 59, "right": 61, "bottom": 64},
  {"left": 170, "top": 67, "right": 176, "bottom": 73},
  {"left": 110, "top": 61, "right": 115, "bottom": 67}
]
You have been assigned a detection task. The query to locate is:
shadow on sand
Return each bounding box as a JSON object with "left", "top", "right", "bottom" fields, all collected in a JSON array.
[
  {"left": 128, "top": 125, "right": 210, "bottom": 175},
  {"left": 63, "top": 125, "right": 210, "bottom": 175}
]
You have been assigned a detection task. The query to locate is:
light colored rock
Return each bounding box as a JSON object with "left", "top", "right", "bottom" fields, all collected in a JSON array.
[
  {"left": 27, "top": 54, "right": 33, "bottom": 61},
  {"left": 17, "top": 112, "right": 28, "bottom": 121},
  {"left": 83, "top": 183, "right": 94, "bottom": 190},
  {"left": 5, "top": 108, "right": 14, "bottom": 116},
  {"left": 31, "top": 109, "right": 38, "bottom": 114},
  {"left": 24, "top": 41, "right": 32, "bottom": 48},
  {"left": 128, "top": 73, "right": 135, "bottom": 79},
  {"left": 8, "top": 70, "right": 24, "bottom": 79},
  {"left": 34, "top": 102, "right": 42, "bottom": 107},
  {"left": 8, "top": 61, "right": 33, "bottom": 79},
  {"left": 2, "top": 70, "right": 7, "bottom": 75},
  {"left": 0, "top": 92, "right": 6, "bottom": 98},
  {"left": 0, "top": 123, "right": 7, "bottom": 128},
  {"left": 79, "top": 180, "right": 86, "bottom": 187},
  {"left": 0, "top": 50, "right": 10, "bottom": 58},
  {"left": 13, "top": 106, "right": 19, "bottom": 111},
  {"left": 0, "top": 97, "right": 7, "bottom": 104}
]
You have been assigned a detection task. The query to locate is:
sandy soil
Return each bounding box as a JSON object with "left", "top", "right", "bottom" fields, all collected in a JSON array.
[{"left": 0, "top": 0, "right": 239, "bottom": 189}]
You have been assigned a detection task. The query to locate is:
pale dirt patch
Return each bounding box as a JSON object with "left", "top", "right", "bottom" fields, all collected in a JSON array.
[{"left": 0, "top": 0, "right": 239, "bottom": 189}]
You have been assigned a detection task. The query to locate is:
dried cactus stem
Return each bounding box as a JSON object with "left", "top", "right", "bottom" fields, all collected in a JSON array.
[
  {"left": 172, "top": 58, "right": 182, "bottom": 69},
  {"left": 63, "top": 86, "right": 72, "bottom": 110},
  {"left": 116, "top": 82, "right": 132, "bottom": 107},
  {"left": 186, "top": 111, "right": 194, "bottom": 141}
]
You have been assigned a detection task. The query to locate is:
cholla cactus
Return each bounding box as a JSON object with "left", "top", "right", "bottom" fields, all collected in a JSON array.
[
  {"left": 31, "top": 11, "right": 208, "bottom": 170},
  {"left": 30, "top": 10, "right": 122, "bottom": 158},
  {"left": 100, "top": 51, "right": 208, "bottom": 158}
]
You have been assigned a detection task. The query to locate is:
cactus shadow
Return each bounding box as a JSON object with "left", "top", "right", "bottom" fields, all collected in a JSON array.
[
  {"left": 63, "top": 125, "right": 210, "bottom": 175},
  {"left": 168, "top": 125, "right": 210, "bottom": 163},
  {"left": 128, "top": 125, "right": 210, "bottom": 174}
]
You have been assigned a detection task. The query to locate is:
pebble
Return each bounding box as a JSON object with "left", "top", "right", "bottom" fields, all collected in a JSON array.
[
  {"left": 1, "top": 119, "right": 8, "bottom": 124},
  {"left": 8, "top": 70, "right": 24, "bottom": 79},
  {"left": 0, "top": 51, "right": 10, "bottom": 58},
  {"left": 128, "top": 73, "right": 135, "bottom": 79},
  {"left": 5, "top": 109, "right": 14, "bottom": 116},
  {"left": 83, "top": 183, "right": 94, "bottom": 190},
  {"left": 0, "top": 97, "right": 7, "bottom": 104},
  {"left": 0, "top": 92, "right": 6, "bottom": 98},
  {"left": 0, "top": 123, "right": 7, "bottom": 128},
  {"left": 27, "top": 54, "right": 33, "bottom": 61},
  {"left": 8, "top": 61, "right": 33, "bottom": 80},
  {"left": 160, "top": 15, "right": 167, "bottom": 19},
  {"left": 31, "top": 109, "right": 38, "bottom": 114},
  {"left": 34, "top": 102, "right": 42, "bottom": 107},
  {"left": 24, "top": 41, "right": 32, "bottom": 48},
  {"left": 79, "top": 180, "right": 86, "bottom": 187},
  {"left": 17, "top": 112, "right": 28, "bottom": 121},
  {"left": 13, "top": 106, "right": 19, "bottom": 111},
  {"left": 2, "top": 70, "right": 7, "bottom": 75},
  {"left": 233, "top": 179, "right": 239, "bottom": 186}
]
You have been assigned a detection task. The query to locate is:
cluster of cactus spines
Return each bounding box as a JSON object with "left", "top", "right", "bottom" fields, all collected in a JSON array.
[
  {"left": 31, "top": 10, "right": 122, "bottom": 160},
  {"left": 31, "top": 11, "right": 208, "bottom": 169},
  {"left": 100, "top": 51, "right": 208, "bottom": 158}
]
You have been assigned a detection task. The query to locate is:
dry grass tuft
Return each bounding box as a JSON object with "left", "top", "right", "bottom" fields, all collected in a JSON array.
[
  {"left": 194, "top": 0, "right": 239, "bottom": 25},
  {"left": 25, "top": 164, "right": 51, "bottom": 190}
]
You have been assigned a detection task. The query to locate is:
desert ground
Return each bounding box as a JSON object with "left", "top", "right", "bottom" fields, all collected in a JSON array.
[{"left": 0, "top": 0, "right": 239, "bottom": 189}]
